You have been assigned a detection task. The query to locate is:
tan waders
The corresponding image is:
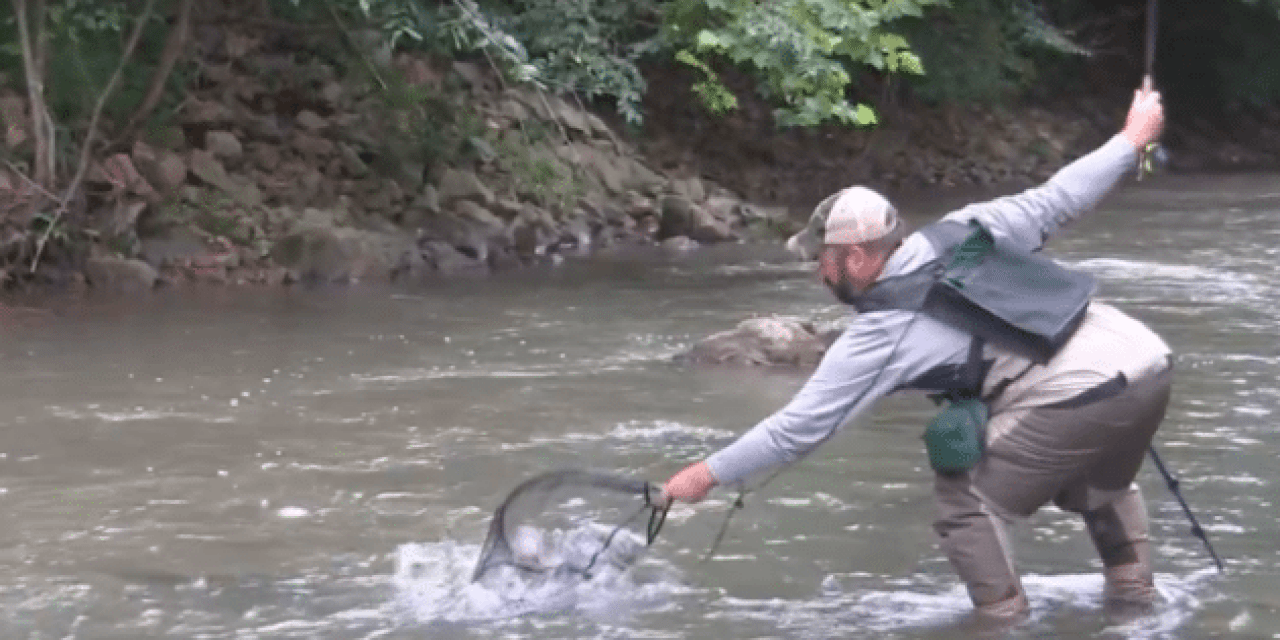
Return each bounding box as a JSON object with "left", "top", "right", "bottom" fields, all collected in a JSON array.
[{"left": 933, "top": 359, "right": 1173, "bottom": 618}]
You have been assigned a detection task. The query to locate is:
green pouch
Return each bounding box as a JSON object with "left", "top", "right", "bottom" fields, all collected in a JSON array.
[{"left": 923, "top": 396, "right": 989, "bottom": 475}]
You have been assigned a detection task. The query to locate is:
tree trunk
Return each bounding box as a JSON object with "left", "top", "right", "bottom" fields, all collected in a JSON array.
[
  {"left": 11, "top": 0, "right": 56, "bottom": 198},
  {"left": 124, "top": 0, "right": 196, "bottom": 135}
]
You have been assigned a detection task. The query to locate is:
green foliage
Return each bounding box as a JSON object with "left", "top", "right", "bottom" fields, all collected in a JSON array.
[
  {"left": 490, "top": 128, "right": 587, "bottom": 215},
  {"left": 899, "top": 0, "right": 1090, "bottom": 105},
  {"left": 1, "top": 1, "right": 174, "bottom": 133},
  {"left": 662, "top": 0, "right": 940, "bottom": 127},
  {"left": 368, "top": 71, "right": 489, "bottom": 170}
]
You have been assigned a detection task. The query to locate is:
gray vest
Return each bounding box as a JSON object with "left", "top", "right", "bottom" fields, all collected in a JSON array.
[{"left": 853, "top": 220, "right": 1097, "bottom": 396}]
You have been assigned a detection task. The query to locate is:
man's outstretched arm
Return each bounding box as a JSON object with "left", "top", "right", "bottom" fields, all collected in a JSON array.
[{"left": 943, "top": 86, "right": 1166, "bottom": 251}]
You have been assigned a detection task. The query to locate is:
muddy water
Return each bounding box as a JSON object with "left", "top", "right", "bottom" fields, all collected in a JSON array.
[{"left": 1, "top": 174, "right": 1277, "bottom": 639}]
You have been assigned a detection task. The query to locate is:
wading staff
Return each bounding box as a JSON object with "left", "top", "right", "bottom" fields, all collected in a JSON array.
[{"left": 1148, "top": 446, "right": 1226, "bottom": 573}]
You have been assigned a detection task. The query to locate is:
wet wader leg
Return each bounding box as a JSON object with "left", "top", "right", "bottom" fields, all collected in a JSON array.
[
  {"left": 933, "top": 471, "right": 1029, "bottom": 619},
  {"left": 1086, "top": 486, "right": 1156, "bottom": 605}
]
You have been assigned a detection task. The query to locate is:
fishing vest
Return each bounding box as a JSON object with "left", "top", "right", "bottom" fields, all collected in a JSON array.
[{"left": 852, "top": 219, "right": 1098, "bottom": 398}]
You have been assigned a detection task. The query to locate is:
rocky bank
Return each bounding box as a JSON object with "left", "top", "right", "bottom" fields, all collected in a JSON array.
[{"left": 2, "top": 30, "right": 1278, "bottom": 296}]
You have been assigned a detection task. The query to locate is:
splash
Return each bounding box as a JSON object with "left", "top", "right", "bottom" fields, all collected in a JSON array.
[{"left": 390, "top": 532, "right": 681, "bottom": 625}]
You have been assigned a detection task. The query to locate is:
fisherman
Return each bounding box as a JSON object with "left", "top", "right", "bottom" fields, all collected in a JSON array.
[{"left": 662, "top": 84, "right": 1171, "bottom": 621}]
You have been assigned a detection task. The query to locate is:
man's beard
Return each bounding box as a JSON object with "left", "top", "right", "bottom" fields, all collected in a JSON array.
[{"left": 825, "top": 275, "right": 862, "bottom": 306}]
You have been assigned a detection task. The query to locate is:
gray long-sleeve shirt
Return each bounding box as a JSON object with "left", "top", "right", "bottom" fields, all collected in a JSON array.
[{"left": 706, "top": 134, "right": 1172, "bottom": 486}]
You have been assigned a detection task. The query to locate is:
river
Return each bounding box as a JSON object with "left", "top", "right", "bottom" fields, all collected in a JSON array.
[{"left": 1, "top": 173, "right": 1277, "bottom": 638}]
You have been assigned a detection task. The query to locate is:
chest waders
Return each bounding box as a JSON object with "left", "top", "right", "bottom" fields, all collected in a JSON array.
[{"left": 852, "top": 220, "right": 1097, "bottom": 474}]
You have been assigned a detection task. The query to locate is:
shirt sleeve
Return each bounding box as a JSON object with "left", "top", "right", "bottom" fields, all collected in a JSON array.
[
  {"left": 705, "top": 313, "right": 919, "bottom": 486},
  {"left": 941, "top": 134, "right": 1139, "bottom": 251}
]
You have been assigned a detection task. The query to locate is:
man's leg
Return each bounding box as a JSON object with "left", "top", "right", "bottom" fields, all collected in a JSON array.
[
  {"left": 1085, "top": 486, "right": 1157, "bottom": 605},
  {"left": 937, "top": 362, "right": 1173, "bottom": 615},
  {"left": 933, "top": 470, "right": 1029, "bottom": 619}
]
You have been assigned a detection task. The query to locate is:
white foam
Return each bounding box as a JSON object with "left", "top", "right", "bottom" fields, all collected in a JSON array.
[{"left": 390, "top": 535, "right": 685, "bottom": 626}]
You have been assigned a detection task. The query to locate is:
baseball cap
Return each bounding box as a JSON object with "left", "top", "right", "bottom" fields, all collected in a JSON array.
[{"left": 785, "top": 186, "right": 900, "bottom": 260}]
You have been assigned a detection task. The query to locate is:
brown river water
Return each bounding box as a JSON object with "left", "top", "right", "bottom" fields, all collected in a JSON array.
[{"left": 1, "top": 173, "right": 1277, "bottom": 638}]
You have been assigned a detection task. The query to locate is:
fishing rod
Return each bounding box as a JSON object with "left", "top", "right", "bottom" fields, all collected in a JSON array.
[
  {"left": 1147, "top": 446, "right": 1226, "bottom": 572},
  {"left": 1137, "top": 0, "right": 1168, "bottom": 179}
]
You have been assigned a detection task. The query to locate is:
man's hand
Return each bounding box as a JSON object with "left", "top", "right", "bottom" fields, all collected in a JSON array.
[
  {"left": 662, "top": 461, "right": 719, "bottom": 504},
  {"left": 1121, "top": 85, "right": 1165, "bottom": 150}
]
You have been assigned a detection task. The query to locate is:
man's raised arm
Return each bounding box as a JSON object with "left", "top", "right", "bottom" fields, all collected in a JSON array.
[{"left": 943, "top": 87, "right": 1165, "bottom": 251}]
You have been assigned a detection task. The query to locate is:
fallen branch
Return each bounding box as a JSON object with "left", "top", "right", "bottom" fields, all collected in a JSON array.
[{"left": 29, "top": 0, "right": 159, "bottom": 274}]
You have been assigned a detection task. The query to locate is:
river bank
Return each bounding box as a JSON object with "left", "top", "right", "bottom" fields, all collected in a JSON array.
[{"left": 1, "top": 27, "right": 1277, "bottom": 298}]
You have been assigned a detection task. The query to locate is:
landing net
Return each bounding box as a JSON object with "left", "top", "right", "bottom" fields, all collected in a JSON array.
[{"left": 471, "top": 470, "right": 669, "bottom": 584}]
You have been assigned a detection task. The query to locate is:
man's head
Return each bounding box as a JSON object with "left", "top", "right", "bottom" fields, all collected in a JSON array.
[{"left": 786, "top": 186, "right": 905, "bottom": 304}]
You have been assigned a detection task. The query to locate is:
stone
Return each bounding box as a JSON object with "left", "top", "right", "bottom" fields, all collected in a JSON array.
[
  {"left": 250, "top": 143, "right": 282, "bottom": 171},
  {"left": 454, "top": 200, "right": 505, "bottom": 231},
  {"left": 88, "top": 153, "right": 156, "bottom": 199},
  {"left": 154, "top": 154, "right": 189, "bottom": 194},
  {"left": 320, "top": 81, "right": 344, "bottom": 106},
  {"left": 622, "top": 158, "right": 667, "bottom": 194},
  {"left": 593, "top": 154, "right": 626, "bottom": 196},
  {"left": 183, "top": 99, "right": 234, "bottom": 125},
  {"left": 245, "top": 115, "right": 286, "bottom": 143},
  {"left": 549, "top": 96, "right": 591, "bottom": 136},
  {"left": 437, "top": 168, "right": 494, "bottom": 207},
  {"left": 421, "top": 239, "right": 487, "bottom": 275},
  {"left": 672, "top": 177, "right": 707, "bottom": 203},
  {"left": 660, "top": 236, "right": 699, "bottom": 252},
  {"left": 291, "top": 131, "right": 335, "bottom": 158},
  {"left": 452, "top": 61, "right": 489, "bottom": 90},
  {"left": 83, "top": 256, "right": 158, "bottom": 294},
  {"left": 338, "top": 143, "right": 369, "bottom": 177},
  {"left": 295, "top": 109, "right": 328, "bottom": 132},
  {"left": 138, "top": 225, "right": 209, "bottom": 268},
  {"left": 624, "top": 191, "right": 656, "bottom": 219},
  {"left": 271, "top": 225, "right": 424, "bottom": 284},
  {"left": 674, "top": 317, "right": 833, "bottom": 367},
  {"left": 189, "top": 149, "right": 232, "bottom": 190},
  {"left": 658, "top": 195, "right": 695, "bottom": 239}
]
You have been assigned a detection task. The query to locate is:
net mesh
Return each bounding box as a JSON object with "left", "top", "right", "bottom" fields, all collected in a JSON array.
[{"left": 471, "top": 470, "right": 667, "bottom": 584}]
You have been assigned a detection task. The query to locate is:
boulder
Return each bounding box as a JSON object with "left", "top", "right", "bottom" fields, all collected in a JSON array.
[
  {"left": 83, "top": 256, "right": 159, "bottom": 294},
  {"left": 689, "top": 206, "right": 737, "bottom": 244},
  {"left": 182, "top": 99, "right": 234, "bottom": 125},
  {"left": 672, "top": 177, "right": 706, "bottom": 203},
  {"left": 189, "top": 149, "right": 263, "bottom": 207},
  {"left": 657, "top": 195, "right": 692, "bottom": 239},
  {"left": 291, "top": 131, "right": 335, "bottom": 158},
  {"left": 421, "top": 239, "right": 487, "bottom": 275},
  {"left": 271, "top": 225, "right": 425, "bottom": 284},
  {"left": 295, "top": 109, "right": 328, "bottom": 132},
  {"left": 204, "top": 130, "right": 243, "bottom": 160},
  {"left": 338, "top": 143, "right": 369, "bottom": 177},
  {"left": 675, "top": 317, "right": 840, "bottom": 367},
  {"left": 622, "top": 157, "right": 667, "bottom": 195},
  {"left": 438, "top": 168, "right": 494, "bottom": 207},
  {"left": 138, "top": 225, "right": 213, "bottom": 268}
]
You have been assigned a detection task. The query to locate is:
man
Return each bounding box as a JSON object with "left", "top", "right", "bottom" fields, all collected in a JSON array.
[{"left": 662, "top": 85, "right": 1171, "bottom": 621}]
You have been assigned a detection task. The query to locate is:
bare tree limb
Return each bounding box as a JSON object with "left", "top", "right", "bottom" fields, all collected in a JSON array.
[
  {"left": 123, "top": 0, "right": 196, "bottom": 137},
  {"left": 30, "top": 0, "right": 160, "bottom": 274},
  {"left": 11, "top": 0, "right": 55, "bottom": 194}
]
